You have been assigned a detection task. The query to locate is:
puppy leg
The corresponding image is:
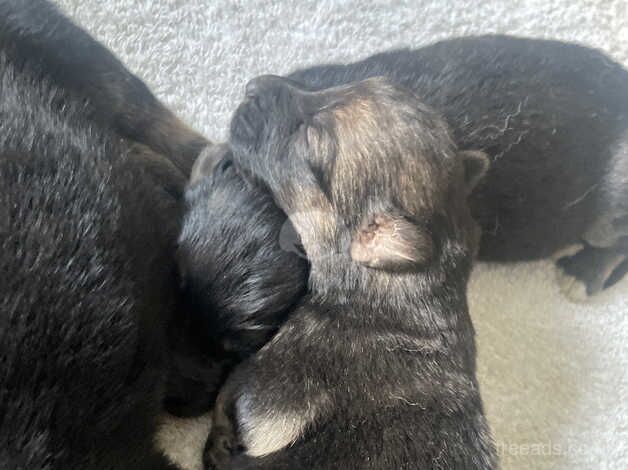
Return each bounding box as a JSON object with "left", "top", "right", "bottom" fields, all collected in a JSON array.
[
  {"left": 204, "top": 376, "right": 320, "bottom": 468},
  {"left": 556, "top": 134, "right": 628, "bottom": 298},
  {"left": 201, "top": 313, "right": 335, "bottom": 469},
  {"left": 0, "top": 0, "right": 208, "bottom": 174},
  {"left": 205, "top": 403, "right": 497, "bottom": 470},
  {"left": 556, "top": 240, "right": 627, "bottom": 299},
  {"left": 203, "top": 385, "right": 327, "bottom": 470},
  {"left": 556, "top": 217, "right": 628, "bottom": 299},
  {"left": 556, "top": 202, "right": 628, "bottom": 299}
]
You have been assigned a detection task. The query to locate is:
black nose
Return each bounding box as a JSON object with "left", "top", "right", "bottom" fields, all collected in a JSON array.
[{"left": 245, "top": 75, "right": 288, "bottom": 98}]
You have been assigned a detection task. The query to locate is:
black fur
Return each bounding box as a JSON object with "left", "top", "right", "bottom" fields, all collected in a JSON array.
[
  {"left": 0, "top": 1, "right": 206, "bottom": 467},
  {"left": 168, "top": 148, "right": 308, "bottom": 416},
  {"left": 0, "top": 0, "right": 208, "bottom": 174},
  {"left": 204, "top": 76, "right": 496, "bottom": 469},
  {"left": 287, "top": 35, "right": 628, "bottom": 294}
]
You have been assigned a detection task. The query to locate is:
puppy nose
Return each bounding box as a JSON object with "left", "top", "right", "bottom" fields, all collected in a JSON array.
[{"left": 245, "top": 75, "right": 287, "bottom": 97}]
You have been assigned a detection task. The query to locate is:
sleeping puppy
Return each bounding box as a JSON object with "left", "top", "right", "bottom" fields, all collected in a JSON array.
[
  {"left": 204, "top": 76, "right": 496, "bottom": 469},
  {"left": 286, "top": 35, "right": 628, "bottom": 297},
  {"left": 0, "top": 1, "right": 207, "bottom": 467},
  {"left": 165, "top": 144, "right": 308, "bottom": 416}
]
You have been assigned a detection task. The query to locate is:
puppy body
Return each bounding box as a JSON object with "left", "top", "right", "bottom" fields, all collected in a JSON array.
[
  {"left": 205, "top": 77, "right": 496, "bottom": 468},
  {"left": 0, "top": 51, "right": 176, "bottom": 470},
  {"left": 0, "top": 1, "right": 206, "bottom": 467},
  {"left": 288, "top": 35, "right": 628, "bottom": 294}
]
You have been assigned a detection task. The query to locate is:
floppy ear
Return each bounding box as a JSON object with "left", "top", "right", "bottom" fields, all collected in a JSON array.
[
  {"left": 460, "top": 150, "right": 490, "bottom": 193},
  {"left": 190, "top": 143, "right": 231, "bottom": 184},
  {"left": 350, "top": 213, "right": 432, "bottom": 271}
]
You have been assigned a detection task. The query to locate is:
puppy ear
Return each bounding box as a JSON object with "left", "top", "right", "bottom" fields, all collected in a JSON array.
[
  {"left": 190, "top": 143, "right": 231, "bottom": 184},
  {"left": 460, "top": 150, "right": 490, "bottom": 192},
  {"left": 350, "top": 213, "right": 432, "bottom": 271}
]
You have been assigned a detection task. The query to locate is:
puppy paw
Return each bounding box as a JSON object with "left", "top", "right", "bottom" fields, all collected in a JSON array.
[
  {"left": 555, "top": 244, "right": 626, "bottom": 301},
  {"left": 203, "top": 426, "right": 239, "bottom": 470}
]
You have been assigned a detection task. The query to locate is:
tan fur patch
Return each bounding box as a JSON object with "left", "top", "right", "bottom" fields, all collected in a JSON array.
[
  {"left": 332, "top": 97, "right": 377, "bottom": 130},
  {"left": 283, "top": 191, "right": 339, "bottom": 260},
  {"left": 147, "top": 106, "right": 209, "bottom": 174},
  {"left": 240, "top": 409, "right": 308, "bottom": 457},
  {"left": 237, "top": 392, "right": 330, "bottom": 457}
]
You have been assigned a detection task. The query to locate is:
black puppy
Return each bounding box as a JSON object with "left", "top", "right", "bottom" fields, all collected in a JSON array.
[
  {"left": 167, "top": 144, "right": 307, "bottom": 416},
  {"left": 204, "top": 76, "right": 496, "bottom": 468},
  {"left": 286, "top": 35, "right": 628, "bottom": 297},
  {"left": 0, "top": 1, "right": 207, "bottom": 467}
]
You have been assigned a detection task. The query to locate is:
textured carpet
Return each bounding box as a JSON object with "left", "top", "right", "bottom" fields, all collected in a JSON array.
[{"left": 53, "top": 1, "right": 628, "bottom": 469}]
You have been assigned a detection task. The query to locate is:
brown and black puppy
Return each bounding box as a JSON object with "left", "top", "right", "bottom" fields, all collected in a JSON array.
[
  {"left": 165, "top": 144, "right": 308, "bottom": 416},
  {"left": 204, "top": 76, "right": 496, "bottom": 469},
  {"left": 286, "top": 35, "right": 628, "bottom": 297},
  {"left": 0, "top": 1, "right": 207, "bottom": 468}
]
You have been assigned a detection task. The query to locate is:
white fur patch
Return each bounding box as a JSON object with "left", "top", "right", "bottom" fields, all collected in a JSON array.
[
  {"left": 236, "top": 393, "right": 328, "bottom": 457},
  {"left": 551, "top": 243, "right": 584, "bottom": 260}
]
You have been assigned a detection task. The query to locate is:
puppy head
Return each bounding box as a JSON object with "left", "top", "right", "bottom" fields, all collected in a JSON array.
[
  {"left": 177, "top": 146, "right": 308, "bottom": 357},
  {"left": 167, "top": 143, "right": 309, "bottom": 415},
  {"left": 229, "top": 76, "right": 488, "bottom": 273}
]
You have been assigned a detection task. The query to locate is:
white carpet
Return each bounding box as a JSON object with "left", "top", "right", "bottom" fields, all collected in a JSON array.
[{"left": 53, "top": 1, "right": 628, "bottom": 468}]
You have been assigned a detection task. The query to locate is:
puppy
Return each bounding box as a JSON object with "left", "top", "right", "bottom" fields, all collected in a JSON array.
[
  {"left": 287, "top": 35, "right": 628, "bottom": 296},
  {"left": 166, "top": 144, "right": 308, "bottom": 416},
  {"left": 204, "top": 76, "right": 496, "bottom": 468},
  {"left": 0, "top": 1, "right": 207, "bottom": 467}
]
